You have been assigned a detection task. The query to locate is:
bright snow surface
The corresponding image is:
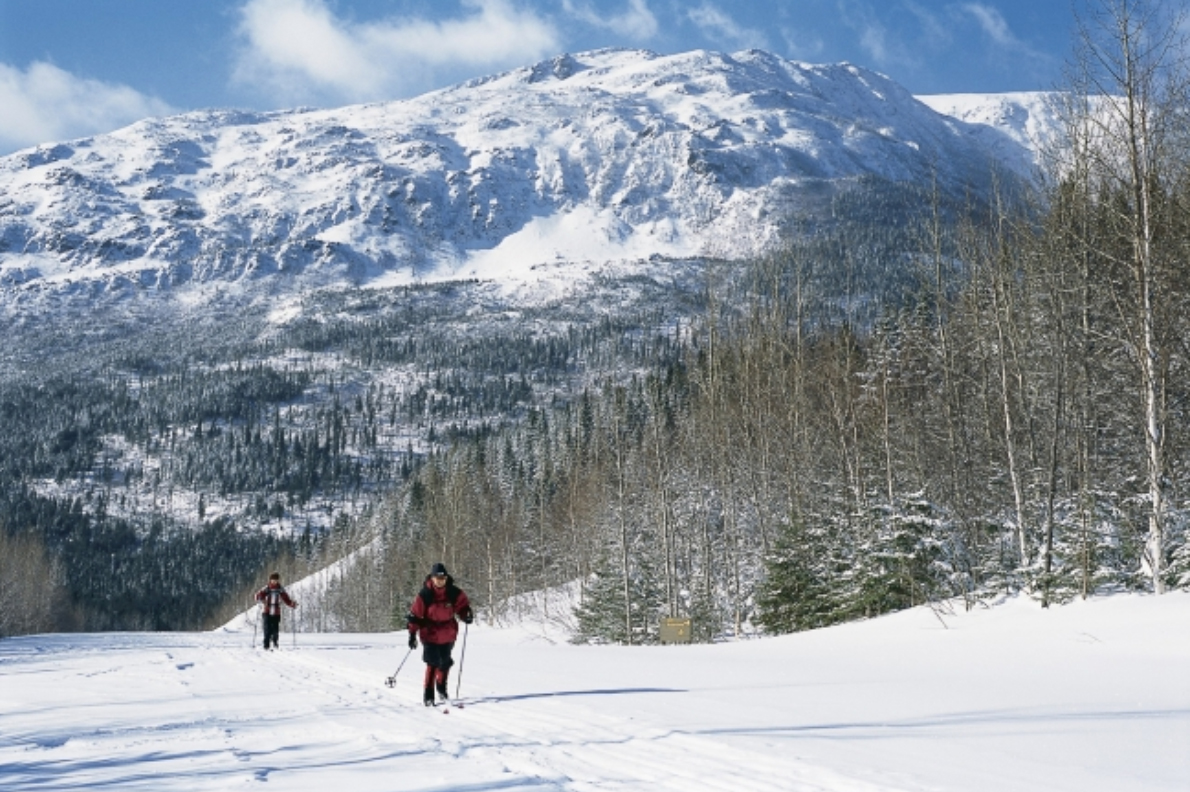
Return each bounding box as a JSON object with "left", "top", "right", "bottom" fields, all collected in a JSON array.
[{"left": 2, "top": 593, "right": 1187, "bottom": 791}]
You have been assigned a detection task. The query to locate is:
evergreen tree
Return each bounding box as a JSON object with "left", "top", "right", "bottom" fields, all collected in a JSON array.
[
  {"left": 842, "top": 498, "right": 948, "bottom": 620},
  {"left": 756, "top": 518, "right": 837, "bottom": 634},
  {"left": 571, "top": 541, "right": 665, "bottom": 645}
]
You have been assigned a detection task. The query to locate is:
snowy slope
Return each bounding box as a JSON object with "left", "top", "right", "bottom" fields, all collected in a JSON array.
[
  {"left": 2, "top": 593, "right": 1187, "bottom": 791},
  {"left": 917, "top": 92, "right": 1062, "bottom": 176},
  {"left": 0, "top": 49, "right": 1041, "bottom": 307}
]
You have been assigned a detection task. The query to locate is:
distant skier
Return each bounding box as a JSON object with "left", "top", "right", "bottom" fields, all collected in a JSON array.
[
  {"left": 407, "top": 562, "right": 473, "bottom": 706},
  {"left": 255, "top": 572, "right": 298, "bottom": 650}
]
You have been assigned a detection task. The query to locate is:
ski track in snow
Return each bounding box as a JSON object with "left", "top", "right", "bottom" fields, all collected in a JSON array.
[
  {"left": 0, "top": 632, "right": 879, "bottom": 791},
  {"left": 2, "top": 594, "right": 1189, "bottom": 791}
]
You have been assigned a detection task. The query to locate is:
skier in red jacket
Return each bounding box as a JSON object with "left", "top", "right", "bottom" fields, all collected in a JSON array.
[
  {"left": 255, "top": 572, "right": 298, "bottom": 650},
  {"left": 407, "top": 562, "right": 473, "bottom": 706}
]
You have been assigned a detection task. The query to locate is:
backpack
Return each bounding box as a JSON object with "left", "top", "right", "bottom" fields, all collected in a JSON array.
[{"left": 261, "top": 586, "right": 287, "bottom": 608}]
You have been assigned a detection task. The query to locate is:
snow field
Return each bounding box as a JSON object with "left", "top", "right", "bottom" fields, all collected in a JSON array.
[{"left": 1, "top": 593, "right": 1188, "bottom": 791}]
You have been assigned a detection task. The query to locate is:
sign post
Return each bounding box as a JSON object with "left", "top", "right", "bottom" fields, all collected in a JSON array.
[{"left": 659, "top": 617, "right": 692, "bottom": 644}]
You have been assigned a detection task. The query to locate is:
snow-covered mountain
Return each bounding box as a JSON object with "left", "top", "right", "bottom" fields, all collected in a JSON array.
[
  {"left": 0, "top": 48, "right": 1049, "bottom": 306},
  {"left": 917, "top": 91, "right": 1062, "bottom": 176}
]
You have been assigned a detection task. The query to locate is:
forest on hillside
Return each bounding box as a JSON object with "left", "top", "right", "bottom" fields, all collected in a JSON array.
[
  {"left": 294, "top": 0, "right": 1190, "bottom": 642},
  {"left": 0, "top": 277, "right": 692, "bottom": 634},
  {"left": 316, "top": 173, "right": 1190, "bottom": 640}
]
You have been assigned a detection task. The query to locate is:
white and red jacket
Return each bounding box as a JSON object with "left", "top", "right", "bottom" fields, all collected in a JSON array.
[{"left": 255, "top": 583, "right": 296, "bottom": 616}]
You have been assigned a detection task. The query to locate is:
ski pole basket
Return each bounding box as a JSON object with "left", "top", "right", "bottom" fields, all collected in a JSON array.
[{"left": 385, "top": 646, "right": 414, "bottom": 687}]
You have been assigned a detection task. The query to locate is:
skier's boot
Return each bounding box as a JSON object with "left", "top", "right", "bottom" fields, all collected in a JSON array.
[
  {"left": 423, "top": 665, "right": 436, "bottom": 706},
  {"left": 435, "top": 668, "right": 450, "bottom": 703}
]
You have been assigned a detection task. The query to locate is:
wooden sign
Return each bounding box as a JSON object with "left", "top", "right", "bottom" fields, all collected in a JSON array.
[{"left": 659, "top": 617, "right": 692, "bottom": 644}]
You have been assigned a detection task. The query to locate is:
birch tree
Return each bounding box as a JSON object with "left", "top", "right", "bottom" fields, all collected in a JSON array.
[{"left": 1063, "top": 0, "right": 1190, "bottom": 592}]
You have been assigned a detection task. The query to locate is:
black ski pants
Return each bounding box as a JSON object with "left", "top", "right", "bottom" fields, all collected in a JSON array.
[
  {"left": 263, "top": 613, "right": 281, "bottom": 648},
  {"left": 421, "top": 640, "right": 455, "bottom": 670}
]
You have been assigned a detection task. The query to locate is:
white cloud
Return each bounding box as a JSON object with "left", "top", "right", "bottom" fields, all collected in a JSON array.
[
  {"left": 779, "top": 27, "right": 825, "bottom": 61},
  {"left": 904, "top": 1, "right": 951, "bottom": 49},
  {"left": 961, "top": 3, "right": 1017, "bottom": 47},
  {"left": 687, "top": 3, "right": 770, "bottom": 51},
  {"left": 233, "top": 0, "right": 561, "bottom": 106},
  {"left": 563, "top": 0, "right": 658, "bottom": 41},
  {"left": 835, "top": 1, "right": 903, "bottom": 68},
  {"left": 960, "top": 2, "right": 1052, "bottom": 72},
  {"left": 857, "top": 21, "right": 890, "bottom": 64},
  {"left": 0, "top": 61, "right": 172, "bottom": 154}
]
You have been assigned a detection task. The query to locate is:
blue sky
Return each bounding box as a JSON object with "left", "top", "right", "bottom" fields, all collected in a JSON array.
[{"left": 0, "top": 0, "right": 1076, "bottom": 154}]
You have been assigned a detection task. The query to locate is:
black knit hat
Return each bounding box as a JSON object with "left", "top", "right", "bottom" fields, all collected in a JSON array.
[{"left": 430, "top": 562, "right": 448, "bottom": 577}]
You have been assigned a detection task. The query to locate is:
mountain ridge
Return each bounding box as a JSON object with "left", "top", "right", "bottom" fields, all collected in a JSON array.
[{"left": 0, "top": 48, "right": 1052, "bottom": 312}]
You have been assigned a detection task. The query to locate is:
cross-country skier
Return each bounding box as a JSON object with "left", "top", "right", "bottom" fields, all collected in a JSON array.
[
  {"left": 255, "top": 572, "right": 298, "bottom": 650},
  {"left": 407, "top": 562, "right": 473, "bottom": 706}
]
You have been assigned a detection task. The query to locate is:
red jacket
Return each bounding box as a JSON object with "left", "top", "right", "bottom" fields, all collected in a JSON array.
[
  {"left": 255, "top": 583, "right": 296, "bottom": 616},
  {"left": 407, "top": 576, "right": 471, "bottom": 645}
]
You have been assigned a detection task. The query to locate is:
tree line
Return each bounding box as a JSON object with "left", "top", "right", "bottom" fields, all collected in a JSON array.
[
  {"left": 0, "top": 264, "right": 687, "bottom": 633},
  {"left": 320, "top": 0, "right": 1190, "bottom": 641}
]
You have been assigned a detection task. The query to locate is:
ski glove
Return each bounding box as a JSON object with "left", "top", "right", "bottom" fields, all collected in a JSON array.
[
  {"left": 408, "top": 633, "right": 417, "bottom": 650},
  {"left": 462, "top": 611, "right": 474, "bottom": 624}
]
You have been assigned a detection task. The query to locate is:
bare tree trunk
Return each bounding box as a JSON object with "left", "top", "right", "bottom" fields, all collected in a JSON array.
[
  {"left": 1119, "top": 9, "right": 1168, "bottom": 595},
  {"left": 880, "top": 339, "right": 896, "bottom": 508},
  {"left": 646, "top": 383, "right": 676, "bottom": 617},
  {"left": 608, "top": 391, "right": 634, "bottom": 644},
  {"left": 985, "top": 213, "right": 1030, "bottom": 569},
  {"left": 1041, "top": 346, "right": 1066, "bottom": 608},
  {"left": 1066, "top": 0, "right": 1189, "bottom": 592}
]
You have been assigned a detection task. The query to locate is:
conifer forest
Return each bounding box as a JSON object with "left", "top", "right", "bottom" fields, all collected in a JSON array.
[{"left": 2, "top": 0, "right": 1189, "bottom": 642}]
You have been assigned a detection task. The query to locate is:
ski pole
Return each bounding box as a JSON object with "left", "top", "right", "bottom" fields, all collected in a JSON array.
[
  {"left": 385, "top": 646, "right": 414, "bottom": 688},
  {"left": 454, "top": 622, "right": 469, "bottom": 700},
  {"left": 250, "top": 603, "right": 259, "bottom": 649}
]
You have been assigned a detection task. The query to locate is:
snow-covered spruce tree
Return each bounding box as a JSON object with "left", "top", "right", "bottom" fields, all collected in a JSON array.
[
  {"left": 1166, "top": 509, "right": 1190, "bottom": 591},
  {"left": 756, "top": 517, "right": 838, "bottom": 634},
  {"left": 683, "top": 579, "right": 724, "bottom": 644},
  {"left": 838, "top": 497, "right": 950, "bottom": 621},
  {"left": 571, "top": 541, "right": 665, "bottom": 645},
  {"left": 1031, "top": 493, "right": 1142, "bottom": 603}
]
